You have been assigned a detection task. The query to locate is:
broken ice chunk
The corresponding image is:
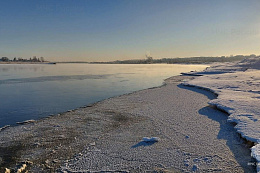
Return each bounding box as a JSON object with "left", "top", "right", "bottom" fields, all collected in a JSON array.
[{"left": 142, "top": 137, "right": 160, "bottom": 142}]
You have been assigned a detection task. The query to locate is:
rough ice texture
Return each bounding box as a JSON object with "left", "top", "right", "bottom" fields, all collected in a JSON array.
[
  {"left": 142, "top": 137, "right": 160, "bottom": 142},
  {"left": 183, "top": 57, "right": 260, "bottom": 172},
  {"left": 0, "top": 76, "right": 254, "bottom": 172}
]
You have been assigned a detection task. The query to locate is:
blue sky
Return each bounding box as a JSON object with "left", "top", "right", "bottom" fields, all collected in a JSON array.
[{"left": 0, "top": 0, "right": 260, "bottom": 61}]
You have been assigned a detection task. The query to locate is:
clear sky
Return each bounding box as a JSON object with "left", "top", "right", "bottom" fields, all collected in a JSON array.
[{"left": 0, "top": 0, "right": 260, "bottom": 62}]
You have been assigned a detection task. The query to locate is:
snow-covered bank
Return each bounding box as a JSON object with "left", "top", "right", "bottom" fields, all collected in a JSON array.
[
  {"left": 1, "top": 75, "right": 255, "bottom": 172},
  {"left": 182, "top": 57, "right": 260, "bottom": 171}
]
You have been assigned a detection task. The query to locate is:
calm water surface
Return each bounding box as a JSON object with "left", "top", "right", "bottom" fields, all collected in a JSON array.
[{"left": 0, "top": 63, "right": 208, "bottom": 127}]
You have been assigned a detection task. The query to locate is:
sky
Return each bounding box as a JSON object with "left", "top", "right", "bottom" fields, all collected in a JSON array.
[{"left": 0, "top": 0, "right": 260, "bottom": 62}]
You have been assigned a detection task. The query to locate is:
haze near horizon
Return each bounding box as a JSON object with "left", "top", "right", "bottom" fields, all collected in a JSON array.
[{"left": 0, "top": 0, "right": 260, "bottom": 62}]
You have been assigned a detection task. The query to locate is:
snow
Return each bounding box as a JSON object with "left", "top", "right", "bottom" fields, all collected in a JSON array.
[
  {"left": 142, "top": 137, "right": 160, "bottom": 142},
  {"left": 192, "top": 164, "right": 199, "bottom": 172},
  {"left": 182, "top": 57, "right": 260, "bottom": 172}
]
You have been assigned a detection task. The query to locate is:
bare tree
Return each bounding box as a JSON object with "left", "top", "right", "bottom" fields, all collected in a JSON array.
[
  {"left": 40, "top": 57, "right": 44, "bottom": 62},
  {"left": 1, "top": 57, "right": 9, "bottom": 61},
  {"left": 32, "top": 56, "right": 37, "bottom": 62}
]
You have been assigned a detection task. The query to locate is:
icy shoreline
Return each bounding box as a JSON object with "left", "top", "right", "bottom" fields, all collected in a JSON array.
[
  {"left": 1, "top": 74, "right": 255, "bottom": 172},
  {"left": 182, "top": 57, "right": 260, "bottom": 172}
]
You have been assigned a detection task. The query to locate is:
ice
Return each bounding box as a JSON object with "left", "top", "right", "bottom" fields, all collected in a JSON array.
[
  {"left": 252, "top": 144, "right": 260, "bottom": 171},
  {"left": 142, "top": 137, "right": 160, "bottom": 142},
  {"left": 182, "top": 57, "right": 260, "bottom": 172},
  {"left": 16, "top": 119, "right": 35, "bottom": 125},
  {"left": 0, "top": 74, "right": 110, "bottom": 85}
]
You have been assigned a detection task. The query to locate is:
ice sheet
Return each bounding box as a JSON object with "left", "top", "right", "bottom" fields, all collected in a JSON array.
[{"left": 183, "top": 57, "right": 260, "bottom": 171}]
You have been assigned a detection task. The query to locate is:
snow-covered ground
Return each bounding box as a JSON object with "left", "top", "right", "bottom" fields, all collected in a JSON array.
[{"left": 183, "top": 57, "right": 260, "bottom": 172}]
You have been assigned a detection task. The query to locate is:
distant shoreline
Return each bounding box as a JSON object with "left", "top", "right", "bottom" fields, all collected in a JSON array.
[
  {"left": 88, "top": 55, "right": 253, "bottom": 64},
  {"left": 0, "top": 62, "right": 55, "bottom": 64}
]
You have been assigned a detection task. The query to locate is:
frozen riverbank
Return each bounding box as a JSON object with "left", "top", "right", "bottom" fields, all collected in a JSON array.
[
  {"left": 0, "top": 75, "right": 255, "bottom": 172},
  {"left": 183, "top": 57, "right": 260, "bottom": 172}
]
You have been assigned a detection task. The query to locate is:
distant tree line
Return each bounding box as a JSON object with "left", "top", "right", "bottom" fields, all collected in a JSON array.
[
  {"left": 90, "top": 54, "right": 258, "bottom": 64},
  {"left": 0, "top": 56, "right": 45, "bottom": 62}
]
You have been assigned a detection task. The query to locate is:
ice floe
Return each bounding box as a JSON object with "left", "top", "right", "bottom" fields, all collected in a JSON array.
[
  {"left": 142, "top": 137, "right": 160, "bottom": 142},
  {"left": 182, "top": 57, "right": 260, "bottom": 172}
]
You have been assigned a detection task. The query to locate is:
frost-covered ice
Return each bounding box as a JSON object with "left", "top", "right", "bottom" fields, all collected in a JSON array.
[
  {"left": 183, "top": 57, "right": 260, "bottom": 172},
  {"left": 59, "top": 76, "right": 253, "bottom": 172},
  {"left": 142, "top": 137, "right": 160, "bottom": 142}
]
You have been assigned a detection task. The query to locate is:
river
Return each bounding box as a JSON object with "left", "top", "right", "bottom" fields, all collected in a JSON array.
[{"left": 0, "top": 63, "right": 208, "bottom": 127}]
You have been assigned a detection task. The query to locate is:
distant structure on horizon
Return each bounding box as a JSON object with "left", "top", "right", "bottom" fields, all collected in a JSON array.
[{"left": 145, "top": 52, "right": 153, "bottom": 64}]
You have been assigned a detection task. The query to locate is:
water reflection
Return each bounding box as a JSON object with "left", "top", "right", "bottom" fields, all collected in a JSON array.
[
  {"left": 0, "top": 74, "right": 110, "bottom": 84},
  {"left": 0, "top": 63, "right": 208, "bottom": 127},
  {"left": 0, "top": 64, "right": 45, "bottom": 72}
]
